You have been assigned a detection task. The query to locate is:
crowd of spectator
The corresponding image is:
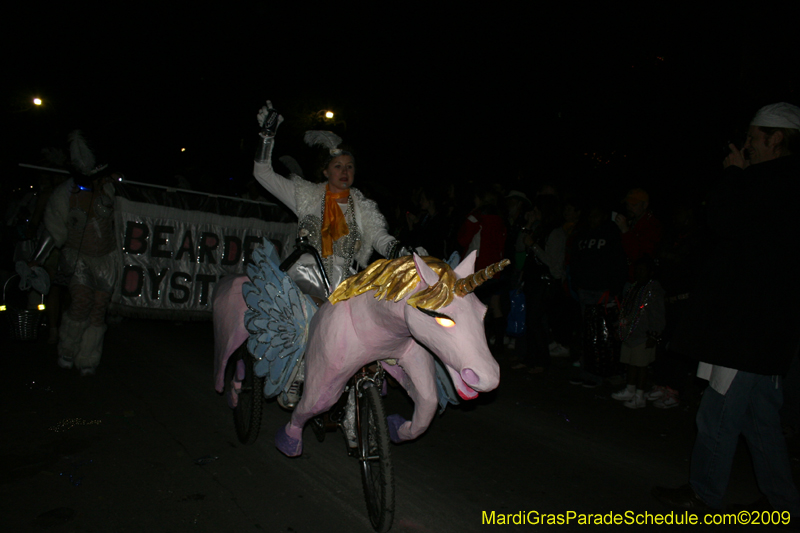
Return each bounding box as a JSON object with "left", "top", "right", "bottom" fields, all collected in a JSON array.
[{"left": 384, "top": 177, "right": 704, "bottom": 407}]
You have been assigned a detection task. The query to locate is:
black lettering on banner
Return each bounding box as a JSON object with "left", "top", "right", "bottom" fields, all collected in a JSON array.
[
  {"left": 199, "top": 232, "right": 219, "bottom": 264},
  {"left": 221, "top": 236, "right": 242, "bottom": 266},
  {"left": 123, "top": 222, "right": 149, "bottom": 254},
  {"left": 121, "top": 265, "right": 145, "bottom": 297},
  {"left": 151, "top": 225, "right": 174, "bottom": 259},
  {"left": 175, "top": 231, "right": 195, "bottom": 262},
  {"left": 243, "top": 235, "right": 262, "bottom": 265},
  {"left": 195, "top": 274, "right": 217, "bottom": 306},
  {"left": 169, "top": 272, "right": 191, "bottom": 304},
  {"left": 147, "top": 267, "right": 169, "bottom": 300}
]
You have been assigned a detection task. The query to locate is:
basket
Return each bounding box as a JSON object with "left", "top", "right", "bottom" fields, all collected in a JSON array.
[{"left": 2, "top": 275, "right": 45, "bottom": 341}]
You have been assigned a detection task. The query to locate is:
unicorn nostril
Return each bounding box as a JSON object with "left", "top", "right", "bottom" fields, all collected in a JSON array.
[{"left": 461, "top": 368, "right": 479, "bottom": 386}]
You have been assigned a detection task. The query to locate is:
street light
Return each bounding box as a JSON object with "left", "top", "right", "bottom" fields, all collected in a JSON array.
[
  {"left": 12, "top": 96, "right": 48, "bottom": 113},
  {"left": 314, "top": 109, "right": 335, "bottom": 121},
  {"left": 308, "top": 109, "right": 345, "bottom": 131}
]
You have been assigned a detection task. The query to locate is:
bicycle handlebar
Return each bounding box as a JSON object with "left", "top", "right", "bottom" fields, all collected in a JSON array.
[{"left": 278, "top": 238, "right": 332, "bottom": 297}]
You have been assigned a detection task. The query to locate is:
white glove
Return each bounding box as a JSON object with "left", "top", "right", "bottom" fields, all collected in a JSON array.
[{"left": 256, "top": 100, "right": 284, "bottom": 137}]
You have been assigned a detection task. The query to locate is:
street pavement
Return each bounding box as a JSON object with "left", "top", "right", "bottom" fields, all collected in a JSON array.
[{"left": 1, "top": 317, "right": 798, "bottom": 532}]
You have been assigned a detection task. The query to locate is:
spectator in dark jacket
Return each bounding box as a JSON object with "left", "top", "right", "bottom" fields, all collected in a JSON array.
[
  {"left": 653, "top": 102, "right": 800, "bottom": 518},
  {"left": 569, "top": 205, "right": 628, "bottom": 307}
]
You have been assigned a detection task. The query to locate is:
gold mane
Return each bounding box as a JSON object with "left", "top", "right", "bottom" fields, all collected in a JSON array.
[{"left": 328, "top": 256, "right": 457, "bottom": 311}]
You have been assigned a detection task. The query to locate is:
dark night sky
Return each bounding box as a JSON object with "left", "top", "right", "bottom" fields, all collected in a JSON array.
[{"left": 4, "top": 3, "right": 800, "bottom": 211}]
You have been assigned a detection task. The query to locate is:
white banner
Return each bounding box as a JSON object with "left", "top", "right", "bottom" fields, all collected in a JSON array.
[{"left": 113, "top": 197, "right": 296, "bottom": 315}]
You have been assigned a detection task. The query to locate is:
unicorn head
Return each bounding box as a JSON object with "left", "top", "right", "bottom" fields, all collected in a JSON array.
[
  {"left": 329, "top": 251, "right": 508, "bottom": 400},
  {"left": 404, "top": 252, "right": 506, "bottom": 400}
]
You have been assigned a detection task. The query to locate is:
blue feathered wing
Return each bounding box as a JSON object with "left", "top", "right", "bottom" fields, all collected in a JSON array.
[{"left": 242, "top": 238, "right": 317, "bottom": 398}]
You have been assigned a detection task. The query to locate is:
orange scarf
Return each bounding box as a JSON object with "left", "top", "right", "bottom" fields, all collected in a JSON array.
[{"left": 320, "top": 186, "right": 350, "bottom": 258}]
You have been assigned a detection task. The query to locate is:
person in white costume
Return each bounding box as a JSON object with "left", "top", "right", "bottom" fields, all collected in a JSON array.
[
  {"left": 252, "top": 100, "right": 410, "bottom": 298},
  {"left": 29, "top": 131, "right": 119, "bottom": 376}
]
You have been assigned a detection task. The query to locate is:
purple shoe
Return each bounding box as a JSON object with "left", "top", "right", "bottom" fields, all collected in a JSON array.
[
  {"left": 275, "top": 425, "right": 303, "bottom": 457},
  {"left": 387, "top": 414, "right": 406, "bottom": 443}
]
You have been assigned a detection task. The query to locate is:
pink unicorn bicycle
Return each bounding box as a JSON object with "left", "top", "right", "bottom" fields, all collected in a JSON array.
[
  {"left": 217, "top": 238, "right": 395, "bottom": 532},
  {"left": 213, "top": 238, "right": 506, "bottom": 533}
]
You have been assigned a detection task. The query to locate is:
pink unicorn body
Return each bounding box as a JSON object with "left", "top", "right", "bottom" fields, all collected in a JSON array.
[{"left": 213, "top": 251, "right": 504, "bottom": 457}]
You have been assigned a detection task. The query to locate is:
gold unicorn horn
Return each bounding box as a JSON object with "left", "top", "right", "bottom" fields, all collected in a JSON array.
[{"left": 454, "top": 259, "right": 511, "bottom": 296}]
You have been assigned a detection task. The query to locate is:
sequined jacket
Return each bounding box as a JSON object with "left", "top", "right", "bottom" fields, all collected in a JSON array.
[{"left": 253, "top": 162, "right": 395, "bottom": 269}]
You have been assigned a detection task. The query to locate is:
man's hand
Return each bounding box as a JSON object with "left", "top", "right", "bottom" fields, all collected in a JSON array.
[
  {"left": 614, "top": 212, "right": 629, "bottom": 233},
  {"left": 723, "top": 143, "right": 748, "bottom": 169},
  {"left": 257, "top": 100, "right": 283, "bottom": 137}
]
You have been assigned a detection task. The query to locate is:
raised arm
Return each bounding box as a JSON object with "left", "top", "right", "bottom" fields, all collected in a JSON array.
[{"left": 252, "top": 100, "right": 298, "bottom": 214}]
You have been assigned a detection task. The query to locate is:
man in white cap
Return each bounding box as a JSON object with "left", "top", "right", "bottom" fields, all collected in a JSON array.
[
  {"left": 726, "top": 102, "right": 800, "bottom": 167},
  {"left": 653, "top": 102, "right": 800, "bottom": 518}
]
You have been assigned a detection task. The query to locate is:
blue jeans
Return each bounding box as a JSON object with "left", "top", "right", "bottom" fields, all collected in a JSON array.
[{"left": 690, "top": 370, "right": 800, "bottom": 514}]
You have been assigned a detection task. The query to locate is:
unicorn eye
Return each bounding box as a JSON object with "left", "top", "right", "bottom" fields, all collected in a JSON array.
[
  {"left": 417, "top": 307, "right": 456, "bottom": 327},
  {"left": 435, "top": 317, "right": 455, "bottom": 328}
]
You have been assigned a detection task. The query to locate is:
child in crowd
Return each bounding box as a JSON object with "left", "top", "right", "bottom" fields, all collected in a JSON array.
[{"left": 611, "top": 258, "right": 665, "bottom": 408}]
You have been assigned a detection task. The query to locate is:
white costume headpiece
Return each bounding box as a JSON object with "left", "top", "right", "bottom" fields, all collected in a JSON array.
[
  {"left": 750, "top": 102, "right": 800, "bottom": 130},
  {"left": 304, "top": 131, "right": 344, "bottom": 157},
  {"left": 68, "top": 130, "right": 108, "bottom": 176}
]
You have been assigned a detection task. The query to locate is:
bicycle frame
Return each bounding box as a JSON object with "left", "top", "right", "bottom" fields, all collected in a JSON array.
[{"left": 324, "top": 364, "right": 385, "bottom": 450}]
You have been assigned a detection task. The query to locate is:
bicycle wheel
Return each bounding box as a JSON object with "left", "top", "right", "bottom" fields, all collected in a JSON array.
[
  {"left": 232, "top": 344, "right": 265, "bottom": 445},
  {"left": 357, "top": 383, "right": 395, "bottom": 532}
]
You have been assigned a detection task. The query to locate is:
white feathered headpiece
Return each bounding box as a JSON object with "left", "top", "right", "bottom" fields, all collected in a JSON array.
[
  {"left": 68, "top": 130, "right": 107, "bottom": 176},
  {"left": 304, "top": 130, "right": 344, "bottom": 157}
]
